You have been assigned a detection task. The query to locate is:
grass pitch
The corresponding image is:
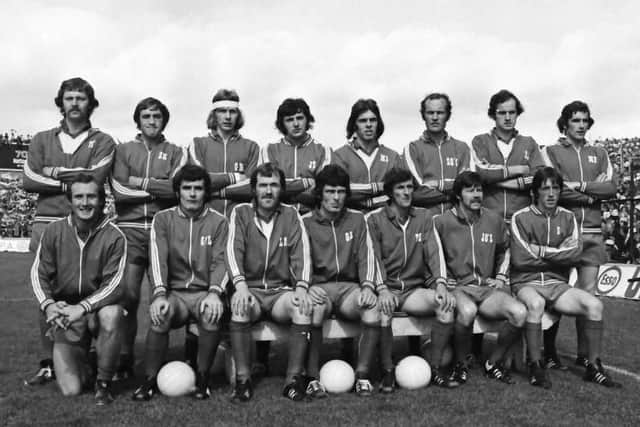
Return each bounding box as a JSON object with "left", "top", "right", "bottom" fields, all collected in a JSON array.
[{"left": 1, "top": 252, "right": 638, "bottom": 426}]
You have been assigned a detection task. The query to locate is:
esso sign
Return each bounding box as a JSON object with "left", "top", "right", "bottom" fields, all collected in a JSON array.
[{"left": 597, "top": 266, "right": 621, "bottom": 295}]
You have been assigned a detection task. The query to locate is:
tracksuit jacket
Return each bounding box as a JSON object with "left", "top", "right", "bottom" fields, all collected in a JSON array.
[
  {"left": 433, "top": 206, "right": 509, "bottom": 287},
  {"left": 403, "top": 132, "right": 470, "bottom": 216},
  {"left": 188, "top": 132, "right": 260, "bottom": 217},
  {"left": 31, "top": 215, "right": 126, "bottom": 313},
  {"left": 471, "top": 130, "right": 545, "bottom": 222},
  {"left": 23, "top": 124, "right": 115, "bottom": 223},
  {"left": 302, "top": 208, "right": 378, "bottom": 290},
  {"left": 110, "top": 136, "right": 187, "bottom": 230},
  {"left": 226, "top": 202, "right": 311, "bottom": 290},
  {"left": 543, "top": 138, "right": 617, "bottom": 234},
  {"left": 149, "top": 206, "right": 229, "bottom": 300},
  {"left": 332, "top": 141, "right": 403, "bottom": 212},
  {"left": 366, "top": 205, "right": 446, "bottom": 292},
  {"left": 258, "top": 136, "right": 331, "bottom": 213},
  {"left": 510, "top": 205, "right": 583, "bottom": 286}
]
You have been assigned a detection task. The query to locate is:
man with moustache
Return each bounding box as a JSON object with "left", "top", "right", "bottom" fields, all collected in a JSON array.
[
  {"left": 403, "top": 93, "right": 471, "bottom": 216},
  {"left": 110, "top": 97, "right": 187, "bottom": 379},
  {"left": 23, "top": 77, "right": 116, "bottom": 386},
  {"left": 434, "top": 171, "right": 526, "bottom": 385},
  {"left": 226, "top": 163, "right": 313, "bottom": 402},
  {"left": 30, "top": 174, "right": 126, "bottom": 404}
]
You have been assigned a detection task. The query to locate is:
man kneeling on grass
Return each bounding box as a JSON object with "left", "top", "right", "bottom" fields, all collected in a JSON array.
[
  {"left": 510, "top": 167, "right": 621, "bottom": 389},
  {"left": 30, "top": 174, "right": 126, "bottom": 405},
  {"left": 366, "top": 167, "right": 457, "bottom": 390},
  {"left": 132, "top": 165, "right": 228, "bottom": 401},
  {"left": 303, "top": 165, "right": 381, "bottom": 397}
]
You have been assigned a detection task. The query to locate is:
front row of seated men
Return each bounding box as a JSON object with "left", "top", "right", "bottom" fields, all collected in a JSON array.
[{"left": 30, "top": 162, "right": 620, "bottom": 405}]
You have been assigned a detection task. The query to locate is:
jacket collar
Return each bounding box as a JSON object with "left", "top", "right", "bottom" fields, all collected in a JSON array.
[
  {"left": 529, "top": 204, "right": 559, "bottom": 217},
  {"left": 311, "top": 207, "right": 347, "bottom": 225},
  {"left": 558, "top": 136, "right": 591, "bottom": 148},
  {"left": 209, "top": 131, "right": 241, "bottom": 143},
  {"left": 176, "top": 205, "right": 209, "bottom": 219},
  {"left": 383, "top": 204, "right": 416, "bottom": 221},
  {"left": 350, "top": 137, "right": 380, "bottom": 153},
  {"left": 450, "top": 205, "right": 484, "bottom": 225},
  {"left": 56, "top": 119, "right": 93, "bottom": 138},
  {"left": 282, "top": 134, "right": 313, "bottom": 147},
  {"left": 420, "top": 130, "right": 450, "bottom": 145},
  {"left": 490, "top": 128, "right": 519, "bottom": 143}
]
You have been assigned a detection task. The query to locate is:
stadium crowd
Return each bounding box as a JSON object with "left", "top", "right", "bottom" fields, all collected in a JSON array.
[{"left": 3, "top": 131, "right": 638, "bottom": 263}]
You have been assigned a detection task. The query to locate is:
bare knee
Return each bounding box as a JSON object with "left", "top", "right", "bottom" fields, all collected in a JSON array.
[
  {"left": 584, "top": 297, "right": 603, "bottom": 320},
  {"left": 380, "top": 313, "right": 393, "bottom": 327},
  {"left": 98, "top": 305, "right": 123, "bottom": 332},
  {"left": 58, "top": 379, "right": 82, "bottom": 396},
  {"left": 311, "top": 304, "right": 329, "bottom": 327},
  {"left": 455, "top": 302, "right": 477, "bottom": 326},
  {"left": 361, "top": 307, "right": 380, "bottom": 325},
  {"left": 508, "top": 303, "right": 527, "bottom": 327},
  {"left": 524, "top": 296, "right": 545, "bottom": 318}
]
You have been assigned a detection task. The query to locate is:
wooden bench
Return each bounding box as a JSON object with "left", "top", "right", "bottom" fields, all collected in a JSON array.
[{"left": 203, "top": 312, "right": 558, "bottom": 381}]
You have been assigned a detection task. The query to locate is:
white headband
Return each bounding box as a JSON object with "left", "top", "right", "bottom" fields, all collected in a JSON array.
[{"left": 211, "top": 100, "right": 239, "bottom": 110}]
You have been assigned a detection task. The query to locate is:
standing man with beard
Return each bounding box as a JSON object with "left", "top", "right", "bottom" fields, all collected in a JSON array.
[
  {"left": 23, "top": 77, "right": 116, "bottom": 386},
  {"left": 110, "top": 97, "right": 187, "bottom": 379}
]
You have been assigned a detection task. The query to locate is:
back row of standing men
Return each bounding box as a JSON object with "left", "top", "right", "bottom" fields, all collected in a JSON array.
[{"left": 23, "top": 77, "right": 618, "bottom": 404}]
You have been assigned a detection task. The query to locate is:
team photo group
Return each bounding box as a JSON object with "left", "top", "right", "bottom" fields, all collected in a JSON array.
[{"left": 24, "top": 76, "right": 621, "bottom": 406}]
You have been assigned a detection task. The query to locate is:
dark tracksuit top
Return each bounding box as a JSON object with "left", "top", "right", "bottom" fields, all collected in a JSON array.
[
  {"left": 366, "top": 205, "right": 447, "bottom": 293},
  {"left": 258, "top": 136, "right": 331, "bottom": 213},
  {"left": 149, "top": 206, "right": 229, "bottom": 299},
  {"left": 31, "top": 215, "right": 126, "bottom": 313},
  {"left": 332, "top": 141, "right": 403, "bottom": 212},
  {"left": 226, "top": 202, "right": 311, "bottom": 290},
  {"left": 110, "top": 136, "right": 187, "bottom": 230},
  {"left": 188, "top": 132, "right": 260, "bottom": 218},
  {"left": 23, "top": 124, "right": 115, "bottom": 224},
  {"left": 543, "top": 137, "right": 617, "bottom": 234},
  {"left": 471, "top": 129, "right": 545, "bottom": 222},
  {"left": 403, "top": 132, "right": 470, "bottom": 216},
  {"left": 433, "top": 206, "right": 509, "bottom": 287},
  {"left": 302, "top": 208, "right": 378, "bottom": 290},
  {"left": 510, "top": 205, "right": 583, "bottom": 286}
]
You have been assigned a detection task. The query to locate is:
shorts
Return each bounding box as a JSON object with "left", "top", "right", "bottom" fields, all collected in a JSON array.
[
  {"left": 168, "top": 289, "right": 209, "bottom": 327},
  {"left": 249, "top": 287, "right": 292, "bottom": 315},
  {"left": 29, "top": 222, "right": 49, "bottom": 253},
  {"left": 453, "top": 285, "right": 503, "bottom": 304},
  {"left": 389, "top": 286, "right": 427, "bottom": 309},
  {"left": 512, "top": 281, "right": 572, "bottom": 305},
  {"left": 315, "top": 281, "right": 359, "bottom": 310},
  {"left": 121, "top": 227, "right": 150, "bottom": 266},
  {"left": 579, "top": 234, "right": 607, "bottom": 267}
]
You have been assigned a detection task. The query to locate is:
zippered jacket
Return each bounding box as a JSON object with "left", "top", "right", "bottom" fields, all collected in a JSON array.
[
  {"left": 303, "top": 208, "right": 378, "bottom": 290},
  {"left": 257, "top": 136, "right": 331, "bottom": 212},
  {"left": 111, "top": 136, "right": 187, "bottom": 229},
  {"left": 471, "top": 130, "right": 545, "bottom": 222},
  {"left": 226, "top": 202, "right": 311, "bottom": 290},
  {"left": 366, "top": 205, "right": 446, "bottom": 292},
  {"left": 189, "top": 132, "right": 260, "bottom": 217},
  {"left": 149, "top": 206, "right": 229, "bottom": 300},
  {"left": 433, "top": 206, "right": 509, "bottom": 287},
  {"left": 543, "top": 138, "right": 616, "bottom": 234},
  {"left": 333, "top": 141, "right": 403, "bottom": 211},
  {"left": 23, "top": 125, "right": 115, "bottom": 223},
  {"left": 403, "top": 132, "right": 470, "bottom": 216},
  {"left": 31, "top": 215, "right": 126, "bottom": 313},
  {"left": 510, "top": 204, "right": 583, "bottom": 286}
]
